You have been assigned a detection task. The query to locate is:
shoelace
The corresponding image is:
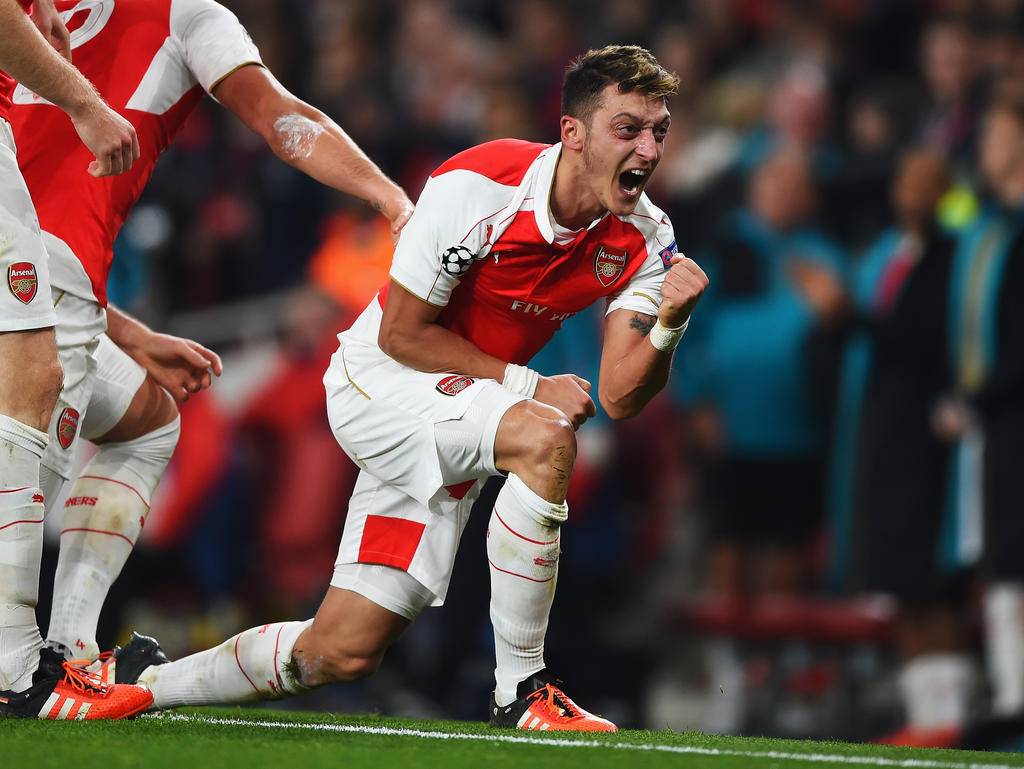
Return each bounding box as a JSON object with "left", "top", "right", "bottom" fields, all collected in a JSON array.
[
  {"left": 60, "top": 659, "right": 109, "bottom": 695},
  {"left": 530, "top": 684, "right": 584, "bottom": 720}
]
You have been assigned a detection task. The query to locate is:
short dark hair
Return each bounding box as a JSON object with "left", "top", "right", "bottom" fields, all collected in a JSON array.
[{"left": 562, "top": 45, "right": 679, "bottom": 125}]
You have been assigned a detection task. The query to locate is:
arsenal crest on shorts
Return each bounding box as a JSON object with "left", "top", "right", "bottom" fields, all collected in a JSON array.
[
  {"left": 593, "top": 246, "right": 627, "bottom": 287},
  {"left": 436, "top": 375, "right": 474, "bottom": 396},
  {"left": 56, "top": 407, "right": 80, "bottom": 450},
  {"left": 7, "top": 262, "right": 38, "bottom": 304}
]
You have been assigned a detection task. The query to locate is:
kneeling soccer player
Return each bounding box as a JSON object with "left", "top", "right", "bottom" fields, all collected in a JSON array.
[{"left": 129, "top": 45, "right": 707, "bottom": 732}]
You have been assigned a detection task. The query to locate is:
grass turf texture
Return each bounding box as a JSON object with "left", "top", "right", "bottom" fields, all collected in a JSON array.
[{"left": 4, "top": 707, "right": 1024, "bottom": 769}]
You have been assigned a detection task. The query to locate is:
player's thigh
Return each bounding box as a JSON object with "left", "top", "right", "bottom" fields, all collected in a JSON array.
[
  {"left": 80, "top": 333, "right": 174, "bottom": 443},
  {"left": 325, "top": 343, "right": 525, "bottom": 503}
]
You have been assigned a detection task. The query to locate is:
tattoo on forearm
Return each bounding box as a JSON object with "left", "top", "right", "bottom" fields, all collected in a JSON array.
[{"left": 630, "top": 314, "right": 656, "bottom": 337}]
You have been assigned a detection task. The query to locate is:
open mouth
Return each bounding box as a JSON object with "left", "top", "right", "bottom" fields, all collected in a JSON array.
[{"left": 618, "top": 168, "right": 649, "bottom": 198}]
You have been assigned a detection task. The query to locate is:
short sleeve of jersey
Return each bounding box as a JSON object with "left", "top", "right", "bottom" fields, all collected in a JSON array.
[
  {"left": 170, "top": 0, "right": 262, "bottom": 94},
  {"left": 606, "top": 216, "right": 678, "bottom": 317},
  {"left": 390, "top": 169, "right": 509, "bottom": 307}
]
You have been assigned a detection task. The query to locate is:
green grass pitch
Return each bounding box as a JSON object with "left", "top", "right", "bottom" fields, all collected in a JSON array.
[{"left": 4, "top": 707, "right": 1024, "bottom": 769}]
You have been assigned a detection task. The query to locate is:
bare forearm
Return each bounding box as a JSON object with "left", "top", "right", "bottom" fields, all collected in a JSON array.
[
  {"left": 600, "top": 343, "right": 673, "bottom": 419},
  {"left": 0, "top": 1, "right": 95, "bottom": 116},
  {"left": 271, "top": 106, "right": 404, "bottom": 215},
  {"left": 104, "top": 304, "right": 153, "bottom": 353},
  {"left": 380, "top": 322, "right": 507, "bottom": 381}
]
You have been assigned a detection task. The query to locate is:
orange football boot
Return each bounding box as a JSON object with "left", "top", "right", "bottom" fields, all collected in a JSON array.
[
  {"left": 489, "top": 670, "right": 618, "bottom": 732},
  {"left": 0, "top": 648, "right": 153, "bottom": 720}
]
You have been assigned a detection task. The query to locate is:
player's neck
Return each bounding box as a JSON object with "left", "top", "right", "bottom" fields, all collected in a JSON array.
[{"left": 550, "top": 155, "right": 605, "bottom": 231}]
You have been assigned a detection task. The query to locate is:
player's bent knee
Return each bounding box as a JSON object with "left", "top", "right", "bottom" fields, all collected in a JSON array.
[{"left": 525, "top": 413, "right": 577, "bottom": 474}]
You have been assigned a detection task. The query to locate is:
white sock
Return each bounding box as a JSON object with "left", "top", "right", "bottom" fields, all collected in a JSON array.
[
  {"left": 899, "top": 652, "right": 974, "bottom": 729},
  {"left": 487, "top": 473, "right": 567, "bottom": 707},
  {"left": 0, "top": 415, "right": 48, "bottom": 691},
  {"left": 48, "top": 418, "right": 179, "bottom": 661},
  {"left": 985, "top": 582, "right": 1024, "bottom": 716},
  {"left": 138, "top": 619, "right": 314, "bottom": 708}
]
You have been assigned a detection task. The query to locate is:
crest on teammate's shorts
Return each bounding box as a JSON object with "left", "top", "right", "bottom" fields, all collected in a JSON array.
[
  {"left": 56, "top": 407, "right": 80, "bottom": 450},
  {"left": 8, "top": 262, "right": 38, "bottom": 304},
  {"left": 436, "top": 375, "right": 474, "bottom": 396},
  {"left": 593, "top": 246, "right": 627, "bottom": 287}
]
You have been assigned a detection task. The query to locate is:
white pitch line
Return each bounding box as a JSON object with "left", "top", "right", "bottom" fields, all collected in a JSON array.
[{"left": 144, "top": 712, "right": 1022, "bottom": 769}]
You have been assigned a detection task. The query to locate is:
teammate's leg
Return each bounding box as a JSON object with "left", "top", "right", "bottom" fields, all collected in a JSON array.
[
  {"left": 0, "top": 328, "right": 61, "bottom": 691},
  {"left": 47, "top": 366, "right": 178, "bottom": 661}
]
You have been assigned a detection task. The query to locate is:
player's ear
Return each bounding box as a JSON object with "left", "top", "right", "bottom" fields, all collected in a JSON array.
[{"left": 561, "top": 115, "right": 585, "bottom": 151}]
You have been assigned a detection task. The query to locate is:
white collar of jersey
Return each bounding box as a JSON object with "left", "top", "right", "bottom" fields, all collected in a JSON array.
[{"left": 534, "top": 142, "right": 609, "bottom": 245}]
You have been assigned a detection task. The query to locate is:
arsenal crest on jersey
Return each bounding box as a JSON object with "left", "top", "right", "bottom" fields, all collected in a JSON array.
[
  {"left": 8, "top": 262, "right": 38, "bottom": 304},
  {"left": 593, "top": 246, "right": 627, "bottom": 287},
  {"left": 436, "top": 375, "right": 474, "bottom": 396},
  {"left": 56, "top": 407, "right": 80, "bottom": 450}
]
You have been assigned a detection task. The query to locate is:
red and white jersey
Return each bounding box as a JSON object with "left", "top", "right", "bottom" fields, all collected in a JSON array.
[
  {"left": 0, "top": 0, "right": 36, "bottom": 121},
  {"left": 8, "top": 0, "right": 261, "bottom": 306},
  {"left": 367, "top": 139, "right": 678, "bottom": 365}
]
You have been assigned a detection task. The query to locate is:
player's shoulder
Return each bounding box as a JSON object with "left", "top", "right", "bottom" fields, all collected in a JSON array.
[{"left": 430, "top": 139, "right": 551, "bottom": 186}]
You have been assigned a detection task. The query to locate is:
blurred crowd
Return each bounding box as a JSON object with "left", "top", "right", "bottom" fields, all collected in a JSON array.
[{"left": 43, "top": 0, "right": 1024, "bottom": 746}]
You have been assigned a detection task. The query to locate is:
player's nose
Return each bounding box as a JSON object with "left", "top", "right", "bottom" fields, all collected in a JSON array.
[{"left": 634, "top": 130, "right": 658, "bottom": 161}]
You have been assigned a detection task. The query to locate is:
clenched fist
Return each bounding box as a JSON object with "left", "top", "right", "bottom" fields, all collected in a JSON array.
[{"left": 658, "top": 254, "right": 708, "bottom": 328}]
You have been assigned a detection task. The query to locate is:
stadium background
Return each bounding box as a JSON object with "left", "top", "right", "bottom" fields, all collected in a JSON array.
[{"left": 34, "top": 0, "right": 1024, "bottom": 741}]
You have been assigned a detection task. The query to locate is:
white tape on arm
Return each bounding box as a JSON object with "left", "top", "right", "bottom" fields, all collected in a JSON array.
[
  {"left": 502, "top": 363, "right": 539, "bottom": 398},
  {"left": 649, "top": 318, "right": 689, "bottom": 352}
]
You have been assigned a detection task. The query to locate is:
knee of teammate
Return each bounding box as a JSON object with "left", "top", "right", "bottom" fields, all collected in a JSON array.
[
  {"left": 23, "top": 356, "right": 64, "bottom": 430},
  {"left": 89, "top": 415, "right": 180, "bottom": 501}
]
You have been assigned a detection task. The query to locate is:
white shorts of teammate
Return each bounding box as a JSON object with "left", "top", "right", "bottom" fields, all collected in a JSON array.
[
  {"left": 38, "top": 234, "right": 144, "bottom": 484},
  {"left": 324, "top": 302, "right": 527, "bottom": 620},
  {"left": 0, "top": 119, "right": 55, "bottom": 332}
]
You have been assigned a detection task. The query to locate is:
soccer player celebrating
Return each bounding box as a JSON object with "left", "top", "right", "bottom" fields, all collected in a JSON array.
[
  {"left": 0, "top": 0, "right": 155, "bottom": 719},
  {"left": 6, "top": 0, "right": 411, "bottom": 669},
  {"left": 129, "top": 44, "right": 707, "bottom": 732}
]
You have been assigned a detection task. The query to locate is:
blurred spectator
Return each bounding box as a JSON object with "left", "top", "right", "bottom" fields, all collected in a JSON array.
[
  {"left": 917, "top": 15, "right": 986, "bottom": 177},
  {"left": 682, "top": 148, "right": 847, "bottom": 604},
  {"left": 826, "top": 149, "right": 968, "bottom": 748},
  {"left": 943, "top": 83, "right": 1024, "bottom": 725}
]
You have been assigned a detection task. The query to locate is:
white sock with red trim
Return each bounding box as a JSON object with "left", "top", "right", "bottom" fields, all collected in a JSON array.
[
  {"left": 488, "top": 473, "right": 567, "bottom": 707},
  {"left": 138, "top": 619, "right": 314, "bottom": 708},
  {"left": 0, "top": 415, "right": 48, "bottom": 692},
  {"left": 47, "top": 417, "right": 179, "bottom": 661}
]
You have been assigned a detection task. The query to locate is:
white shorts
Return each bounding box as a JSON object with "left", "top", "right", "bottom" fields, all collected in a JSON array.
[
  {"left": 0, "top": 119, "right": 55, "bottom": 332},
  {"left": 42, "top": 290, "right": 145, "bottom": 480},
  {"left": 324, "top": 317, "right": 526, "bottom": 611}
]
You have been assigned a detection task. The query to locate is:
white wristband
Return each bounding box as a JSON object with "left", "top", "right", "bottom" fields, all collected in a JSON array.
[
  {"left": 502, "top": 363, "right": 539, "bottom": 398},
  {"left": 649, "top": 318, "right": 689, "bottom": 352}
]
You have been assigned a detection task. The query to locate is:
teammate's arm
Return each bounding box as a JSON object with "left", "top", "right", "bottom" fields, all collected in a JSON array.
[
  {"left": 105, "top": 305, "right": 223, "bottom": 402},
  {"left": 212, "top": 65, "right": 413, "bottom": 242},
  {"left": 597, "top": 255, "right": 707, "bottom": 420},
  {"left": 380, "top": 282, "right": 596, "bottom": 427},
  {"left": 0, "top": 0, "right": 138, "bottom": 176}
]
